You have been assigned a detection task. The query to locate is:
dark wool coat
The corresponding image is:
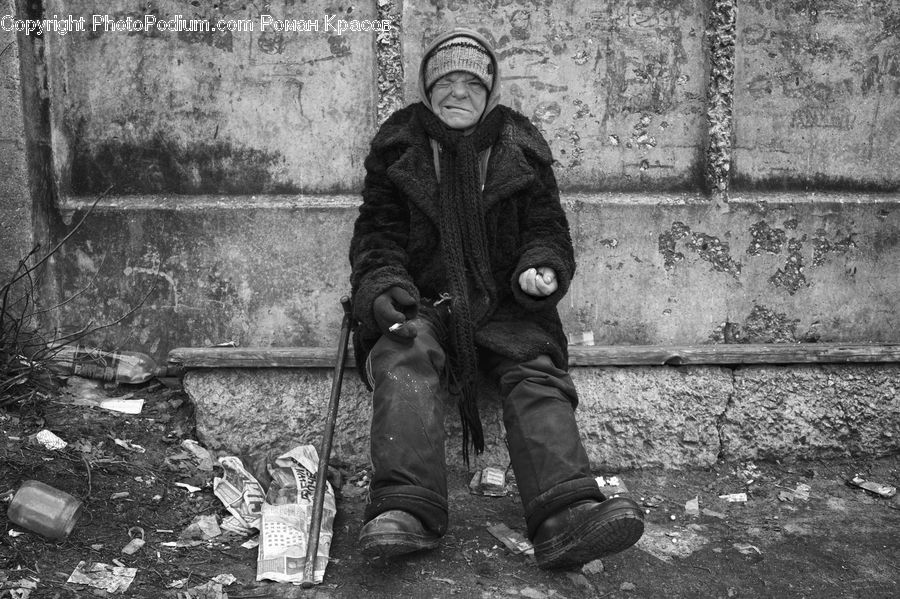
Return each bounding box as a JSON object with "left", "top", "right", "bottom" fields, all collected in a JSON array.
[{"left": 349, "top": 102, "right": 575, "bottom": 379}]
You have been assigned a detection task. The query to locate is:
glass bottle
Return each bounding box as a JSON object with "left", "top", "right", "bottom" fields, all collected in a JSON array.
[
  {"left": 7, "top": 480, "right": 83, "bottom": 540},
  {"left": 45, "top": 344, "right": 170, "bottom": 384}
]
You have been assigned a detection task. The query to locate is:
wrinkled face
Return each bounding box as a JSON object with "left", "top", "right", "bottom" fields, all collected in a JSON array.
[{"left": 429, "top": 71, "right": 488, "bottom": 130}]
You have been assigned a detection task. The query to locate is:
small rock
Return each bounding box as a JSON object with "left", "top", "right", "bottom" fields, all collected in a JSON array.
[
  {"left": 582, "top": 559, "right": 604, "bottom": 575},
  {"left": 620, "top": 581, "right": 636, "bottom": 592},
  {"left": 520, "top": 588, "right": 547, "bottom": 599},
  {"left": 565, "top": 572, "right": 592, "bottom": 590}
]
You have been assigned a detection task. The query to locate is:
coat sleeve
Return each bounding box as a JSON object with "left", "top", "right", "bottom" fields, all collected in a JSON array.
[
  {"left": 349, "top": 147, "right": 420, "bottom": 335},
  {"left": 509, "top": 156, "right": 576, "bottom": 311}
]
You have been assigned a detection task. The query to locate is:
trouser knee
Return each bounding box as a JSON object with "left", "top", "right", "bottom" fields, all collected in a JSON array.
[
  {"left": 365, "top": 318, "right": 450, "bottom": 533},
  {"left": 493, "top": 354, "right": 599, "bottom": 536}
]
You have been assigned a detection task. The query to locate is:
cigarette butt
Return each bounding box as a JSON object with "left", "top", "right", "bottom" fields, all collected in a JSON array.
[{"left": 388, "top": 322, "right": 403, "bottom": 332}]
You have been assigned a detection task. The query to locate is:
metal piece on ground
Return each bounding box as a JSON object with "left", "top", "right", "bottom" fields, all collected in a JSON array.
[{"left": 301, "top": 296, "right": 352, "bottom": 588}]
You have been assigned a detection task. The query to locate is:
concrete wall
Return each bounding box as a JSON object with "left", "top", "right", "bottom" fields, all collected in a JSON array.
[
  {"left": 403, "top": 0, "right": 709, "bottom": 190},
  {"left": 43, "top": 0, "right": 377, "bottom": 196},
  {"left": 185, "top": 363, "right": 900, "bottom": 471},
  {"left": 0, "top": 0, "right": 891, "bottom": 357},
  {"left": 42, "top": 192, "right": 900, "bottom": 354},
  {"left": 0, "top": 0, "right": 32, "bottom": 276},
  {"left": 0, "top": 1, "right": 898, "bottom": 464},
  {"left": 734, "top": 0, "right": 900, "bottom": 189}
]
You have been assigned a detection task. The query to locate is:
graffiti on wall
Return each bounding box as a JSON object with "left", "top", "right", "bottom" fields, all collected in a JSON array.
[
  {"left": 410, "top": 0, "right": 705, "bottom": 187},
  {"left": 734, "top": 0, "right": 900, "bottom": 187}
]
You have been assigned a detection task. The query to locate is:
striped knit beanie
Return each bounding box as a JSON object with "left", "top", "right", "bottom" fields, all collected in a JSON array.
[{"left": 424, "top": 35, "right": 494, "bottom": 92}]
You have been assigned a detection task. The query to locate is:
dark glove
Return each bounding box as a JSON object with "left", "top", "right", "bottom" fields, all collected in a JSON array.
[{"left": 373, "top": 287, "right": 418, "bottom": 341}]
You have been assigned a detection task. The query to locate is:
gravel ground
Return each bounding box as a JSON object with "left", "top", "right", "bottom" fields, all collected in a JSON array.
[{"left": 1, "top": 376, "right": 898, "bottom": 598}]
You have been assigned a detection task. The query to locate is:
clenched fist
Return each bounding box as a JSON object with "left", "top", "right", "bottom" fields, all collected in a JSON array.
[{"left": 518, "top": 267, "right": 557, "bottom": 297}]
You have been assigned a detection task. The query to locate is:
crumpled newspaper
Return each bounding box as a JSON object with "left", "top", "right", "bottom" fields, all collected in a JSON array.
[
  {"left": 167, "top": 574, "right": 235, "bottom": 598},
  {"left": 210, "top": 446, "right": 336, "bottom": 585},
  {"left": 257, "top": 445, "right": 336, "bottom": 585},
  {"left": 66, "top": 561, "right": 136, "bottom": 594},
  {"left": 213, "top": 456, "right": 266, "bottom": 533}
]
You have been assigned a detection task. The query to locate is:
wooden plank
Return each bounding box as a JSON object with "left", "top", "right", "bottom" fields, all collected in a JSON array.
[
  {"left": 168, "top": 343, "right": 900, "bottom": 369},
  {"left": 167, "top": 347, "right": 355, "bottom": 368}
]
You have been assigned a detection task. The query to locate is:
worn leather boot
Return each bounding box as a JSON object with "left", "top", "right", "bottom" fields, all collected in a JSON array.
[
  {"left": 532, "top": 497, "right": 645, "bottom": 569},
  {"left": 359, "top": 509, "right": 442, "bottom": 558}
]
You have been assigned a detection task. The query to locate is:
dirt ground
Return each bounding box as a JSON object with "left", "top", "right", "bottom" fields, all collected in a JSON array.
[{"left": 1, "top": 377, "right": 899, "bottom": 599}]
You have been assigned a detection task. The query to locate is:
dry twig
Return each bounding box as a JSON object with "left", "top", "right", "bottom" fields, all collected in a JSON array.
[{"left": 0, "top": 188, "right": 159, "bottom": 406}]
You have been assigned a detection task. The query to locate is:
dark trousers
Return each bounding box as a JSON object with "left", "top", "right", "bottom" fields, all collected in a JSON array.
[{"left": 363, "top": 318, "right": 603, "bottom": 539}]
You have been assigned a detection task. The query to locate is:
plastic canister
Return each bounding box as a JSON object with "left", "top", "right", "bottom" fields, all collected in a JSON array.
[{"left": 7, "top": 480, "right": 83, "bottom": 540}]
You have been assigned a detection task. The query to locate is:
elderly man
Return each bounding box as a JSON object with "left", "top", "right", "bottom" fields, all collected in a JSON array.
[{"left": 349, "top": 28, "right": 644, "bottom": 569}]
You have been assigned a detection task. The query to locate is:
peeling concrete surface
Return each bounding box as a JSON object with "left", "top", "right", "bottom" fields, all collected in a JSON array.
[
  {"left": 375, "top": 0, "right": 403, "bottom": 124},
  {"left": 38, "top": 192, "right": 900, "bottom": 361},
  {"left": 572, "top": 366, "right": 730, "bottom": 470},
  {"left": 48, "top": 201, "right": 355, "bottom": 354},
  {"left": 0, "top": 16, "right": 31, "bottom": 275},
  {"left": 43, "top": 0, "right": 377, "bottom": 195},
  {"left": 566, "top": 192, "right": 900, "bottom": 348},
  {"left": 403, "top": 0, "right": 708, "bottom": 190},
  {"left": 722, "top": 364, "right": 900, "bottom": 461},
  {"left": 2, "top": 1, "right": 899, "bottom": 477},
  {"left": 713, "top": 304, "right": 802, "bottom": 344},
  {"left": 3, "top": 0, "right": 899, "bottom": 362},
  {"left": 186, "top": 363, "right": 899, "bottom": 472},
  {"left": 658, "top": 221, "right": 742, "bottom": 278},
  {"left": 185, "top": 368, "right": 509, "bottom": 471},
  {"left": 705, "top": 0, "right": 736, "bottom": 193}
]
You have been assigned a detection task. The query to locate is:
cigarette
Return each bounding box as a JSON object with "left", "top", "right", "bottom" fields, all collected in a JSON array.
[{"left": 388, "top": 322, "right": 404, "bottom": 332}]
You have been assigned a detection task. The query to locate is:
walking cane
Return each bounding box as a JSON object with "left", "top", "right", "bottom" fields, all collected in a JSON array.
[{"left": 301, "top": 295, "right": 353, "bottom": 587}]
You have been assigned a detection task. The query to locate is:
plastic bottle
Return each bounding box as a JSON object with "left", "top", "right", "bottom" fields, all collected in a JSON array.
[
  {"left": 7, "top": 480, "right": 83, "bottom": 540},
  {"left": 45, "top": 344, "right": 170, "bottom": 384}
]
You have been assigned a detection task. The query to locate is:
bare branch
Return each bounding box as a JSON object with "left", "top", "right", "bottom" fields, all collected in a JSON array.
[
  {"left": 4, "top": 189, "right": 108, "bottom": 290},
  {"left": 28, "top": 252, "right": 109, "bottom": 318}
]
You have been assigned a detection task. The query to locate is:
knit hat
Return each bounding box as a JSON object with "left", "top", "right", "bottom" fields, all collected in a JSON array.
[{"left": 424, "top": 35, "right": 494, "bottom": 92}]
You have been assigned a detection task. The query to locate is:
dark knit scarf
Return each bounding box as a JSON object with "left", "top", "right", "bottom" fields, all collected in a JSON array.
[{"left": 416, "top": 102, "right": 504, "bottom": 463}]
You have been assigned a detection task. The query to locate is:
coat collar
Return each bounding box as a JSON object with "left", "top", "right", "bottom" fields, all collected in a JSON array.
[{"left": 372, "top": 104, "right": 553, "bottom": 225}]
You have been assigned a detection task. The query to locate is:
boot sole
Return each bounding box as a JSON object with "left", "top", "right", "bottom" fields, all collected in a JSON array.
[
  {"left": 359, "top": 531, "right": 441, "bottom": 559},
  {"left": 533, "top": 503, "right": 645, "bottom": 569}
]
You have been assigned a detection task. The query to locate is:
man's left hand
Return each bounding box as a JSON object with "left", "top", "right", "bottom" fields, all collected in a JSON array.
[{"left": 519, "top": 267, "right": 557, "bottom": 297}]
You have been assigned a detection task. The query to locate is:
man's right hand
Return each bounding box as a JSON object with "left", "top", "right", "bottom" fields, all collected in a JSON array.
[{"left": 373, "top": 287, "right": 418, "bottom": 341}]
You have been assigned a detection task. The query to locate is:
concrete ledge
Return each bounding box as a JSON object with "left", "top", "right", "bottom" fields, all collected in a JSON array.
[
  {"left": 185, "top": 363, "right": 900, "bottom": 471},
  {"left": 722, "top": 365, "right": 900, "bottom": 461}
]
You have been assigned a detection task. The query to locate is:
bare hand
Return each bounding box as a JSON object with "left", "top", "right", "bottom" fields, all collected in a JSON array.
[
  {"left": 518, "top": 267, "right": 557, "bottom": 297},
  {"left": 373, "top": 287, "right": 418, "bottom": 340}
]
